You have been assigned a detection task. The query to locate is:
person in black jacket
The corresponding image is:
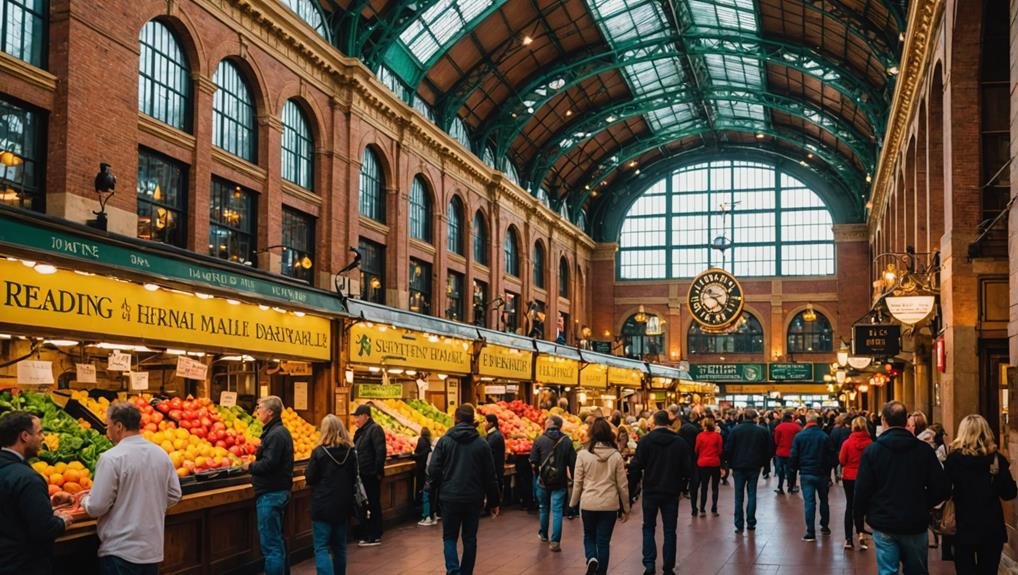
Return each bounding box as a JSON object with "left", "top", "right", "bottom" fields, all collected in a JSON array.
[
  {"left": 854, "top": 401, "right": 949, "bottom": 575},
  {"left": 944, "top": 414, "right": 1018, "bottom": 574},
  {"left": 724, "top": 408, "right": 773, "bottom": 533},
  {"left": 628, "top": 410, "right": 691, "bottom": 575},
  {"left": 352, "top": 403, "right": 387, "bottom": 546},
  {"left": 243, "top": 395, "right": 294, "bottom": 575},
  {"left": 0, "top": 411, "right": 73, "bottom": 575},
  {"left": 427, "top": 404, "right": 500, "bottom": 575},
  {"left": 789, "top": 411, "right": 836, "bottom": 541},
  {"left": 529, "top": 415, "right": 576, "bottom": 551},
  {"left": 414, "top": 427, "right": 436, "bottom": 526},
  {"left": 484, "top": 414, "right": 506, "bottom": 513},
  {"left": 678, "top": 413, "right": 701, "bottom": 516},
  {"left": 305, "top": 414, "right": 359, "bottom": 575}
]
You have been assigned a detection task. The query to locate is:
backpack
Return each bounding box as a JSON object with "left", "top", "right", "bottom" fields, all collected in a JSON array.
[{"left": 539, "top": 436, "right": 568, "bottom": 487}]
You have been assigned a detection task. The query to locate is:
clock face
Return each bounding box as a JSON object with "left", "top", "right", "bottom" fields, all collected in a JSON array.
[{"left": 687, "top": 268, "right": 744, "bottom": 329}]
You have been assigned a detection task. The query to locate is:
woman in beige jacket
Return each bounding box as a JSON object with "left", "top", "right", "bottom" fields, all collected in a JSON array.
[{"left": 569, "top": 418, "right": 630, "bottom": 575}]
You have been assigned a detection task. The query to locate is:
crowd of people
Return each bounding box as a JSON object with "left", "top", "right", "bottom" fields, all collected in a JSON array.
[{"left": 2, "top": 397, "right": 1017, "bottom": 575}]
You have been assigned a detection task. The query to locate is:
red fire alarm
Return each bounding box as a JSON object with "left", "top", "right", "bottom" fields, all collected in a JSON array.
[{"left": 935, "top": 337, "right": 946, "bottom": 373}]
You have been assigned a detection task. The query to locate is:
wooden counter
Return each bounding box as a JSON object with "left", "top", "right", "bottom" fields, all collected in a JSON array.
[{"left": 54, "top": 460, "right": 419, "bottom": 575}]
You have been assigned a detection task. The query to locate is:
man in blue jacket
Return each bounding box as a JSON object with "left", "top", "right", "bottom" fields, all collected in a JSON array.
[{"left": 789, "top": 411, "right": 836, "bottom": 541}]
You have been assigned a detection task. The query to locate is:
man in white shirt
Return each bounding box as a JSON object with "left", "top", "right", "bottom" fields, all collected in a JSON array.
[{"left": 83, "top": 401, "right": 182, "bottom": 574}]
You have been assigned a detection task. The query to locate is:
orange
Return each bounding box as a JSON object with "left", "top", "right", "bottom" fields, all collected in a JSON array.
[
  {"left": 67, "top": 461, "right": 84, "bottom": 471},
  {"left": 53, "top": 462, "right": 67, "bottom": 474},
  {"left": 63, "top": 482, "right": 82, "bottom": 494},
  {"left": 79, "top": 477, "right": 91, "bottom": 488},
  {"left": 176, "top": 467, "right": 189, "bottom": 478},
  {"left": 47, "top": 484, "right": 59, "bottom": 496},
  {"left": 31, "top": 461, "right": 48, "bottom": 474},
  {"left": 49, "top": 472, "right": 64, "bottom": 487}
]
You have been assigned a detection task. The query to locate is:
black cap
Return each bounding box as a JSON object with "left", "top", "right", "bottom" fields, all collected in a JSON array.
[{"left": 352, "top": 404, "right": 372, "bottom": 416}]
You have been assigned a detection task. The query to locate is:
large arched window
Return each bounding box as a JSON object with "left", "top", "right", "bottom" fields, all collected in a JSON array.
[
  {"left": 280, "top": 0, "right": 329, "bottom": 39},
  {"left": 473, "top": 211, "right": 488, "bottom": 265},
  {"left": 504, "top": 226, "right": 520, "bottom": 277},
  {"left": 409, "top": 176, "right": 432, "bottom": 243},
  {"left": 533, "top": 242, "right": 546, "bottom": 289},
  {"left": 559, "top": 256, "right": 569, "bottom": 298},
  {"left": 1, "top": 0, "right": 45, "bottom": 67},
  {"left": 688, "top": 312, "right": 764, "bottom": 354},
  {"left": 619, "top": 160, "right": 834, "bottom": 279},
  {"left": 447, "top": 195, "right": 464, "bottom": 254},
  {"left": 281, "top": 100, "right": 313, "bottom": 190},
  {"left": 138, "top": 21, "right": 190, "bottom": 130},
  {"left": 212, "top": 60, "right": 256, "bottom": 162},
  {"left": 787, "top": 309, "right": 833, "bottom": 353},
  {"left": 359, "top": 148, "right": 385, "bottom": 222},
  {"left": 622, "top": 313, "right": 664, "bottom": 360}
]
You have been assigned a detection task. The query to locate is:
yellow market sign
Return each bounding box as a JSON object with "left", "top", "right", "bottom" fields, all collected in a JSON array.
[
  {"left": 535, "top": 355, "right": 579, "bottom": 386},
  {"left": 0, "top": 259, "right": 330, "bottom": 359},
  {"left": 608, "top": 366, "right": 644, "bottom": 388},
  {"left": 348, "top": 323, "right": 471, "bottom": 374},
  {"left": 579, "top": 363, "right": 608, "bottom": 390},
  {"left": 478, "top": 345, "right": 532, "bottom": 380}
]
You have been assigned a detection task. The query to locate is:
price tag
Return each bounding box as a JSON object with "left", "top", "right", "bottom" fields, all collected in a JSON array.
[
  {"left": 219, "top": 391, "right": 238, "bottom": 408},
  {"left": 17, "top": 360, "right": 54, "bottom": 384},
  {"left": 76, "top": 363, "right": 97, "bottom": 384},
  {"left": 175, "top": 356, "right": 208, "bottom": 380},
  {"left": 293, "top": 381, "right": 308, "bottom": 410},
  {"left": 107, "top": 351, "right": 132, "bottom": 372},
  {"left": 129, "top": 371, "right": 149, "bottom": 390}
]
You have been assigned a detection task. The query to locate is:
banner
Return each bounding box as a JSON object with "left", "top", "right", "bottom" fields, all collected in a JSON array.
[
  {"left": 348, "top": 323, "right": 471, "bottom": 374},
  {"left": 0, "top": 259, "right": 331, "bottom": 360},
  {"left": 579, "top": 363, "right": 608, "bottom": 390},
  {"left": 535, "top": 355, "right": 579, "bottom": 385},
  {"left": 768, "top": 363, "right": 815, "bottom": 381},
  {"left": 608, "top": 366, "right": 643, "bottom": 388},
  {"left": 356, "top": 384, "right": 404, "bottom": 399},
  {"left": 689, "top": 363, "right": 765, "bottom": 382},
  {"left": 478, "top": 345, "right": 533, "bottom": 380}
]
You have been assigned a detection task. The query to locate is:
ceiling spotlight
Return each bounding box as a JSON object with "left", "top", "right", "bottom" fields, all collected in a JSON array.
[
  {"left": 866, "top": 173, "right": 872, "bottom": 183},
  {"left": 634, "top": 169, "right": 641, "bottom": 175},
  {"left": 628, "top": 160, "right": 637, "bottom": 167},
  {"left": 887, "top": 66, "right": 900, "bottom": 76},
  {"left": 522, "top": 35, "right": 534, "bottom": 46},
  {"left": 755, "top": 133, "right": 765, "bottom": 139},
  {"left": 807, "top": 153, "right": 814, "bottom": 159},
  {"left": 565, "top": 109, "right": 572, "bottom": 116},
  {"left": 527, "top": 107, "right": 534, "bottom": 113},
  {"left": 548, "top": 78, "right": 565, "bottom": 89},
  {"left": 800, "top": 160, "right": 808, "bottom": 166},
  {"left": 606, "top": 115, "right": 616, "bottom": 123},
  {"left": 591, "top": 191, "right": 599, "bottom": 197},
  {"left": 143, "top": 283, "right": 160, "bottom": 292}
]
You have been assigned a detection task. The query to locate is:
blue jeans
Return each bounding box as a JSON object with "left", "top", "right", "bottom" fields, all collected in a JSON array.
[
  {"left": 641, "top": 493, "right": 678, "bottom": 575},
  {"left": 422, "top": 489, "right": 433, "bottom": 519},
  {"left": 441, "top": 500, "right": 481, "bottom": 575},
  {"left": 872, "top": 530, "right": 929, "bottom": 575},
  {"left": 312, "top": 519, "right": 348, "bottom": 575},
  {"left": 775, "top": 457, "right": 797, "bottom": 490},
  {"left": 733, "top": 468, "right": 760, "bottom": 530},
  {"left": 256, "top": 490, "right": 290, "bottom": 575},
  {"left": 581, "top": 510, "right": 617, "bottom": 575},
  {"left": 98, "top": 556, "right": 159, "bottom": 575},
  {"left": 536, "top": 484, "right": 567, "bottom": 542},
  {"left": 800, "top": 474, "right": 830, "bottom": 536}
]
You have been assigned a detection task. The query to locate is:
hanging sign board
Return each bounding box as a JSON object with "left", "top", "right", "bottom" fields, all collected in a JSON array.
[
  {"left": 885, "top": 295, "right": 936, "bottom": 325},
  {"left": 478, "top": 345, "right": 533, "bottom": 380},
  {"left": 535, "top": 355, "right": 579, "bottom": 386},
  {"left": 107, "top": 351, "right": 132, "bottom": 372},
  {"left": 355, "top": 383, "right": 404, "bottom": 399},
  {"left": 129, "top": 371, "right": 149, "bottom": 390},
  {"left": 219, "top": 391, "right": 238, "bottom": 408},
  {"left": 579, "top": 363, "right": 608, "bottom": 390},
  {"left": 348, "top": 323, "right": 471, "bottom": 374},
  {"left": 0, "top": 259, "right": 331, "bottom": 360},
  {"left": 608, "top": 366, "right": 643, "bottom": 388},
  {"left": 17, "top": 360, "right": 54, "bottom": 384},
  {"left": 852, "top": 324, "right": 901, "bottom": 356},
  {"left": 293, "top": 381, "right": 308, "bottom": 410},
  {"left": 75, "top": 363, "right": 97, "bottom": 384},
  {"left": 689, "top": 363, "right": 765, "bottom": 382},
  {"left": 768, "top": 363, "right": 815, "bottom": 382},
  {"left": 175, "top": 356, "right": 208, "bottom": 380},
  {"left": 484, "top": 384, "right": 507, "bottom": 395}
]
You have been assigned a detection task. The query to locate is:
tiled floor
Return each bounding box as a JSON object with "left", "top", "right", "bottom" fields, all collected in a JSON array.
[{"left": 291, "top": 473, "right": 961, "bottom": 574}]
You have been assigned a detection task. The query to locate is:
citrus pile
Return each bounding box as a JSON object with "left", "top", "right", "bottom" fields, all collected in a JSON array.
[
  {"left": 281, "top": 407, "right": 319, "bottom": 460},
  {"left": 32, "top": 460, "right": 92, "bottom": 495}
]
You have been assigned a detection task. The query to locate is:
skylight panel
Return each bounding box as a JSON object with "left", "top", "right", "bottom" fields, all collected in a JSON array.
[
  {"left": 688, "top": 0, "right": 757, "bottom": 32},
  {"left": 399, "top": 0, "right": 495, "bottom": 64}
]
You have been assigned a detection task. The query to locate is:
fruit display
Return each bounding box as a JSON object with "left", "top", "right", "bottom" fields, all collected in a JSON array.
[
  {"left": 138, "top": 396, "right": 253, "bottom": 476},
  {"left": 384, "top": 429, "right": 415, "bottom": 457},
  {"left": 477, "top": 402, "right": 540, "bottom": 455},
  {"left": 549, "top": 406, "right": 588, "bottom": 445},
  {"left": 68, "top": 390, "right": 110, "bottom": 423},
  {"left": 504, "top": 399, "right": 546, "bottom": 426},
  {"left": 281, "top": 407, "right": 319, "bottom": 460},
  {"left": 2, "top": 390, "right": 114, "bottom": 472},
  {"left": 32, "top": 460, "right": 92, "bottom": 496},
  {"left": 406, "top": 399, "right": 454, "bottom": 430},
  {"left": 379, "top": 399, "right": 448, "bottom": 436}
]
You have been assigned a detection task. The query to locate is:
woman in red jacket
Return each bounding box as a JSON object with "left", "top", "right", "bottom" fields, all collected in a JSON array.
[
  {"left": 839, "top": 416, "right": 873, "bottom": 550},
  {"left": 695, "top": 418, "right": 724, "bottom": 517}
]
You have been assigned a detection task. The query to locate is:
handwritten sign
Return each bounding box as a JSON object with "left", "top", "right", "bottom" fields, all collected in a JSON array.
[
  {"left": 219, "top": 391, "right": 238, "bottom": 408},
  {"left": 129, "top": 371, "right": 149, "bottom": 390},
  {"left": 175, "top": 356, "right": 208, "bottom": 380},
  {"left": 17, "top": 360, "right": 54, "bottom": 384},
  {"left": 76, "top": 363, "right": 97, "bottom": 384},
  {"left": 293, "top": 381, "right": 308, "bottom": 410},
  {"left": 107, "top": 351, "right": 131, "bottom": 372}
]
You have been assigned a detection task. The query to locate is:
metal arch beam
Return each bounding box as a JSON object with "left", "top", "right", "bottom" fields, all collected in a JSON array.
[
  {"left": 875, "top": 0, "right": 908, "bottom": 32},
  {"left": 342, "top": 1, "right": 432, "bottom": 70},
  {"left": 587, "top": 147, "right": 862, "bottom": 242},
  {"left": 467, "top": 32, "right": 887, "bottom": 156},
  {"left": 561, "top": 124, "right": 867, "bottom": 215},
  {"left": 523, "top": 86, "right": 875, "bottom": 189},
  {"left": 814, "top": 0, "right": 901, "bottom": 58}
]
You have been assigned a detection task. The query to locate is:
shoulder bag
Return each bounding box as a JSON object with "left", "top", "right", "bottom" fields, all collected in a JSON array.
[{"left": 322, "top": 446, "right": 370, "bottom": 520}]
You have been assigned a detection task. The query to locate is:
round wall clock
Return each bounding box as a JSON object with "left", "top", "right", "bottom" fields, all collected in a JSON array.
[{"left": 687, "top": 267, "right": 745, "bottom": 330}]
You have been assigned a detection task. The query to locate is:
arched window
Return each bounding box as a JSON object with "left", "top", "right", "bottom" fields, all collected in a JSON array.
[
  {"left": 618, "top": 160, "right": 834, "bottom": 279},
  {"left": 688, "top": 312, "right": 764, "bottom": 354},
  {"left": 280, "top": 100, "right": 313, "bottom": 190},
  {"left": 473, "top": 211, "right": 488, "bottom": 265},
  {"left": 280, "top": 0, "right": 329, "bottom": 39},
  {"left": 576, "top": 210, "right": 588, "bottom": 234},
  {"left": 212, "top": 60, "right": 256, "bottom": 162},
  {"left": 449, "top": 117, "right": 471, "bottom": 150},
  {"left": 787, "top": 309, "right": 833, "bottom": 353},
  {"left": 622, "top": 313, "right": 664, "bottom": 360},
  {"left": 504, "top": 226, "right": 520, "bottom": 277},
  {"left": 559, "top": 256, "right": 569, "bottom": 298},
  {"left": 358, "top": 148, "right": 385, "bottom": 222},
  {"left": 1, "top": 0, "right": 45, "bottom": 67},
  {"left": 447, "top": 195, "right": 464, "bottom": 254},
  {"left": 505, "top": 161, "right": 520, "bottom": 186},
  {"left": 138, "top": 21, "right": 190, "bottom": 130},
  {"left": 409, "top": 176, "right": 432, "bottom": 243},
  {"left": 483, "top": 145, "right": 496, "bottom": 169},
  {"left": 533, "top": 242, "right": 546, "bottom": 289}
]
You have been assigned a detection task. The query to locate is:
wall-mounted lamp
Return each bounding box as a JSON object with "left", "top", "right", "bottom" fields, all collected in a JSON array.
[
  {"left": 835, "top": 369, "right": 847, "bottom": 385},
  {"left": 87, "top": 163, "right": 116, "bottom": 231},
  {"left": 836, "top": 340, "right": 850, "bottom": 367},
  {"left": 633, "top": 305, "right": 648, "bottom": 324},
  {"left": 803, "top": 303, "right": 817, "bottom": 323}
]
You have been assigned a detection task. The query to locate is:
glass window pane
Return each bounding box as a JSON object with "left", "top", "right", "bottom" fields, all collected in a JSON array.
[
  {"left": 359, "top": 148, "right": 385, "bottom": 222},
  {"left": 409, "top": 176, "right": 432, "bottom": 243},
  {"left": 137, "top": 148, "right": 187, "bottom": 247},
  {"left": 358, "top": 238, "right": 385, "bottom": 304},
  {"left": 281, "top": 100, "right": 313, "bottom": 190},
  {"left": 0, "top": 96, "right": 43, "bottom": 211},
  {"left": 473, "top": 211, "right": 488, "bottom": 264},
  {"left": 212, "top": 61, "right": 256, "bottom": 161},
  {"left": 281, "top": 208, "right": 314, "bottom": 282},
  {"left": 209, "top": 178, "right": 256, "bottom": 264},
  {"left": 139, "top": 21, "right": 190, "bottom": 131}
]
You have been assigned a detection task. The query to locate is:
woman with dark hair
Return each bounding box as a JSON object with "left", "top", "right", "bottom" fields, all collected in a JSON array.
[
  {"left": 414, "top": 428, "right": 436, "bottom": 526},
  {"left": 569, "top": 418, "right": 630, "bottom": 575}
]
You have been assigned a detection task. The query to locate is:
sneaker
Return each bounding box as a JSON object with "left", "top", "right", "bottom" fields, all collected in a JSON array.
[
  {"left": 790, "top": 487, "right": 800, "bottom": 494},
  {"left": 549, "top": 542, "right": 561, "bottom": 552},
  {"left": 538, "top": 534, "right": 549, "bottom": 543},
  {"left": 802, "top": 534, "right": 816, "bottom": 542},
  {"left": 774, "top": 488, "right": 785, "bottom": 494},
  {"left": 585, "top": 558, "right": 599, "bottom": 575},
  {"left": 820, "top": 526, "right": 832, "bottom": 535},
  {"left": 844, "top": 540, "right": 854, "bottom": 549},
  {"left": 735, "top": 528, "right": 744, "bottom": 533},
  {"left": 417, "top": 518, "right": 436, "bottom": 526},
  {"left": 858, "top": 535, "right": 868, "bottom": 550},
  {"left": 711, "top": 510, "right": 720, "bottom": 517},
  {"left": 699, "top": 510, "right": 707, "bottom": 517},
  {"left": 358, "top": 539, "right": 382, "bottom": 547}
]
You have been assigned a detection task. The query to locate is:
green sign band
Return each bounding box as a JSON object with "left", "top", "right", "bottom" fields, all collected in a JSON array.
[
  {"left": 355, "top": 384, "right": 404, "bottom": 399},
  {"left": 0, "top": 213, "right": 345, "bottom": 313},
  {"left": 768, "top": 363, "right": 815, "bottom": 381}
]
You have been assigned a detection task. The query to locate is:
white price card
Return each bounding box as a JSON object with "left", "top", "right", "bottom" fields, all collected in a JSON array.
[
  {"left": 129, "top": 371, "right": 149, "bottom": 390},
  {"left": 107, "top": 351, "right": 132, "bottom": 372},
  {"left": 17, "top": 360, "right": 54, "bottom": 384},
  {"left": 293, "top": 381, "right": 308, "bottom": 410},
  {"left": 219, "top": 391, "right": 238, "bottom": 407},
  {"left": 175, "top": 356, "right": 208, "bottom": 380},
  {"left": 76, "top": 363, "right": 97, "bottom": 384}
]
